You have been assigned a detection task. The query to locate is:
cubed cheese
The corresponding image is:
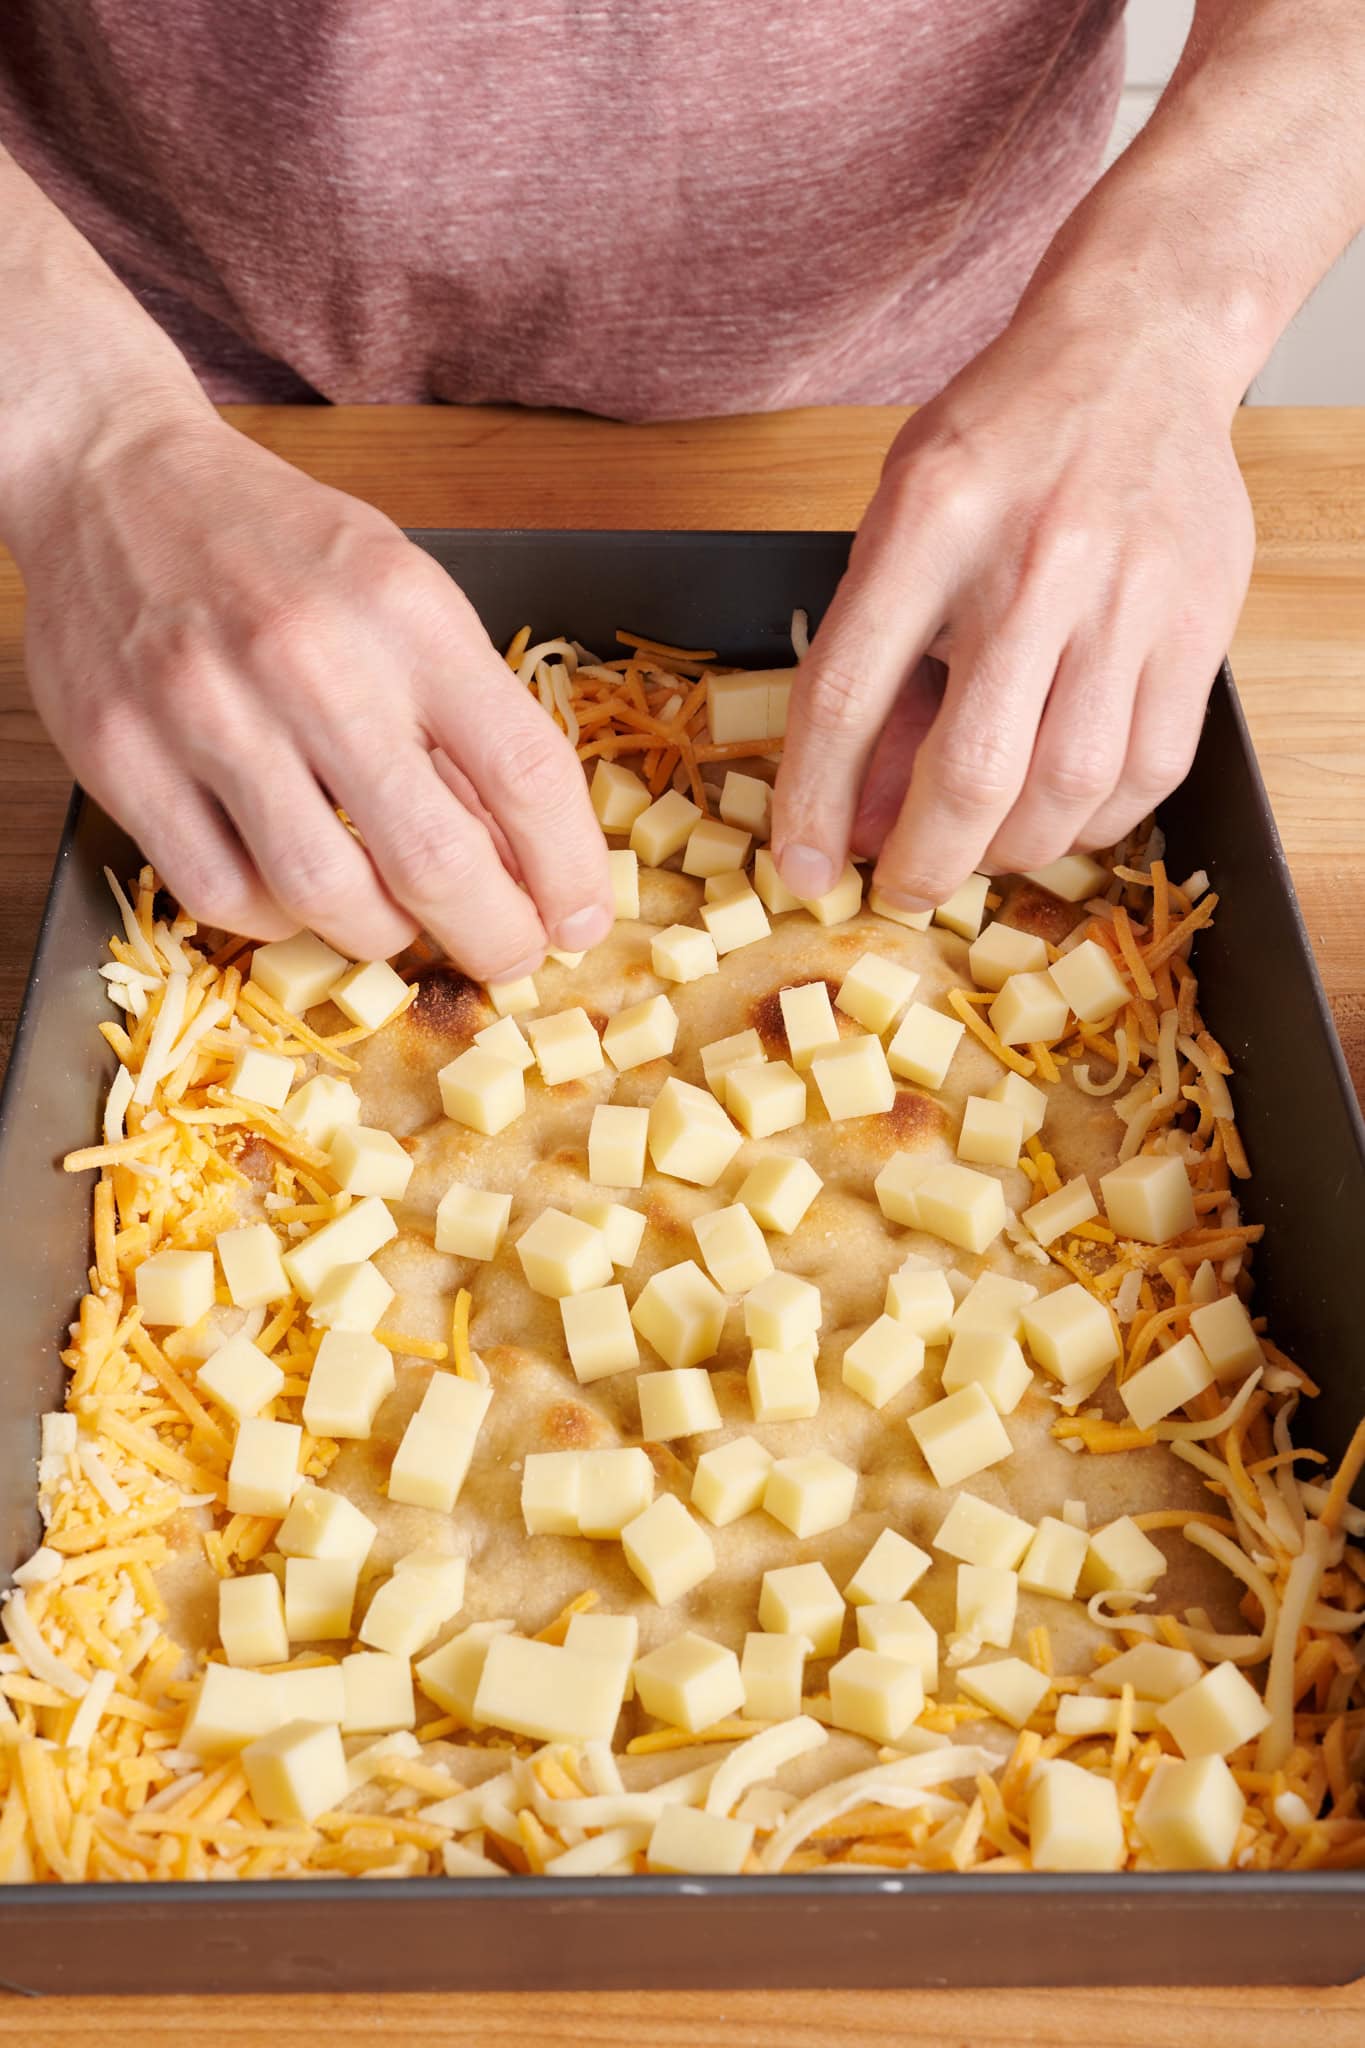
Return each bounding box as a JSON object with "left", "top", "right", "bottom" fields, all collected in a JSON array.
[
  {"left": 327, "top": 959, "right": 409, "bottom": 1033},
  {"left": 869, "top": 887, "right": 932, "bottom": 932},
  {"left": 651, "top": 923, "right": 719, "bottom": 984},
  {"left": 967, "top": 922, "right": 1049, "bottom": 991},
  {"left": 841, "top": 1317, "right": 925, "bottom": 1408},
  {"left": 473, "top": 1635, "right": 625, "bottom": 1744},
  {"left": 564, "top": 1612, "right": 639, "bottom": 1703},
  {"left": 748, "top": 1347, "right": 820, "bottom": 1422},
  {"left": 520, "top": 1451, "right": 583, "bottom": 1536},
  {"left": 989, "top": 971, "right": 1069, "bottom": 1047},
  {"left": 1028, "top": 1758, "right": 1124, "bottom": 1870},
  {"left": 683, "top": 817, "right": 751, "bottom": 877},
  {"left": 812, "top": 1034, "right": 896, "bottom": 1120},
  {"left": 282, "top": 1195, "right": 398, "bottom": 1302},
  {"left": 227, "top": 1416, "right": 302, "bottom": 1517},
  {"left": 631, "top": 1259, "right": 727, "bottom": 1368},
  {"left": 798, "top": 860, "right": 863, "bottom": 927},
  {"left": 387, "top": 1416, "right": 476, "bottom": 1514},
  {"left": 638, "top": 1367, "right": 723, "bottom": 1441},
  {"left": 570, "top": 1198, "right": 646, "bottom": 1270},
  {"left": 1121, "top": 1332, "right": 1217, "bottom": 1430},
  {"left": 758, "top": 1562, "right": 844, "bottom": 1657},
  {"left": 763, "top": 1455, "right": 858, "bottom": 1538},
  {"left": 620, "top": 1494, "right": 716, "bottom": 1605},
  {"left": 934, "top": 1494, "right": 1033, "bottom": 1570},
  {"left": 855, "top": 1602, "right": 939, "bottom": 1690},
  {"left": 887, "top": 1004, "right": 965, "bottom": 1089},
  {"left": 956, "top": 1097, "right": 1024, "bottom": 1170},
  {"left": 1080, "top": 1516, "right": 1168, "bottom": 1597},
  {"left": 743, "top": 1271, "right": 822, "bottom": 1352},
  {"left": 707, "top": 671, "right": 772, "bottom": 746},
  {"left": 1155, "top": 1662, "right": 1271, "bottom": 1760},
  {"left": 829, "top": 1648, "right": 924, "bottom": 1743},
  {"left": 844, "top": 1529, "right": 932, "bottom": 1607},
  {"left": 692, "top": 1436, "right": 775, "bottom": 1526},
  {"left": 437, "top": 1047, "right": 525, "bottom": 1135},
  {"left": 415, "top": 1621, "right": 513, "bottom": 1723},
  {"left": 987, "top": 1069, "right": 1047, "bottom": 1140},
  {"left": 955, "top": 1563, "right": 1017, "bottom": 1649},
  {"left": 526, "top": 1007, "right": 604, "bottom": 1086},
  {"left": 339, "top": 1650, "right": 416, "bottom": 1734},
  {"left": 1100, "top": 1154, "right": 1197, "bottom": 1243},
  {"left": 725, "top": 1060, "right": 807, "bottom": 1139},
  {"left": 648, "top": 1077, "right": 743, "bottom": 1185},
  {"left": 135, "top": 1248, "right": 215, "bottom": 1330},
  {"left": 699, "top": 880, "right": 771, "bottom": 956},
  {"left": 719, "top": 770, "right": 772, "bottom": 838},
  {"left": 228, "top": 1045, "right": 295, "bottom": 1111},
  {"left": 301, "top": 1329, "right": 394, "bottom": 1440},
  {"left": 218, "top": 1573, "right": 289, "bottom": 1668},
  {"left": 216, "top": 1222, "right": 290, "bottom": 1311},
  {"left": 435, "top": 1181, "right": 512, "bottom": 1262},
  {"left": 1024, "top": 853, "right": 1109, "bottom": 902},
  {"left": 516, "top": 1209, "right": 613, "bottom": 1298},
  {"left": 1020, "top": 1283, "right": 1120, "bottom": 1386},
  {"left": 244, "top": 1720, "right": 349, "bottom": 1825},
  {"left": 741, "top": 1632, "right": 807, "bottom": 1721},
  {"left": 196, "top": 1333, "right": 285, "bottom": 1423},
  {"left": 577, "top": 1448, "right": 656, "bottom": 1538},
  {"left": 1049, "top": 938, "right": 1130, "bottom": 1025},
  {"left": 603, "top": 994, "right": 678, "bottom": 1071},
  {"left": 328, "top": 1124, "right": 413, "bottom": 1201},
  {"left": 1022, "top": 1176, "right": 1099, "bottom": 1247},
  {"left": 561, "top": 1283, "right": 640, "bottom": 1383},
  {"left": 1094, "top": 1644, "right": 1205, "bottom": 1702},
  {"left": 275, "top": 1482, "right": 377, "bottom": 1565},
  {"left": 591, "top": 759, "right": 652, "bottom": 833},
  {"left": 885, "top": 1262, "right": 955, "bottom": 1343},
  {"left": 634, "top": 1631, "right": 745, "bottom": 1735},
  {"left": 933, "top": 873, "right": 990, "bottom": 942},
  {"left": 693, "top": 1203, "right": 773, "bottom": 1293},
  {"left": 700, "top": 1028, "right": 767, "bottom": 1101},
  {"left": 836, "top": 952, "right": 919, "bottom": 1033},
  {"left": 250, "top": 932, "right": 347, "bottom": 1013},
  {"left": 1134, "top": 1754, "right": 1245, "bottom": 1869},
  {"left": 588, "top": 1102, "right": 650, "bottom": 1189},
  {"left": 284, "top": 1556, "right": 358, "bottom": 1642},
  {"left": 753, "top": 847, "right": 801, "bottom": 915},
  {"left": 952, "top": 1272, "right": 1038, "bottom": 1338},
  {"left": 486, "top": 973, "right": 539, "bottom": 1018},
  {"left": 608, "top": 846, "right": 641, "bottom": 920},
  {"left": 957, "top": 1656, "right": 1050, "bottom": 1730},
  {"left": 631, "top": 788, "right": 702, "bottom": 866},
  {"left": 908, "top": 1383, "right": 1012, "bottom": 1487},
  {"left": 182, "top": 1664, "right": 283, "bottom": 1755},
  {"left": 914, "top": 1163, "right": 1008, "bottom": 1255},
  {"left": 941, "top": 1328, "right": 1032, "bottom": 1415},
  {"left": 778, "top": 983, "right": 840, "bottom": 1070},
  {"left": 1017, "top": 1517, "right": 1088, "bottom": 1599},
  {"left": 282, "top": 1075, "right": 361, "bottom": 1150},
  {"left": 308, "top": 1260, "right": 394, "bottom": 1334},
  {"left": 1189, "top": 1295, "right": 1262, "bottom": 1382},
  {"left": 736, "top": 1153, "right": 822, "bottom": 1234}
]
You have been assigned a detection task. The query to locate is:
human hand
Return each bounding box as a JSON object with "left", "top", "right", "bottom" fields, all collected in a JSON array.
[
  {"left": 13, "top": 413, "right": 612, "bottom": 979},
  {"left": 771, "top": 301, "right": 1255, "bottom": 908}
]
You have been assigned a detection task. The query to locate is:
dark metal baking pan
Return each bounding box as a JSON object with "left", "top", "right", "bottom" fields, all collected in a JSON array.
[{"left": 0, "top": 531, "right": 1361, "bottom": 1995}]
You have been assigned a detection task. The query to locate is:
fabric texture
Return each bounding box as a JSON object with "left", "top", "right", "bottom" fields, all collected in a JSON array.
[{"left": 0, "top": 2, "right": 1125, "bottom": 414}]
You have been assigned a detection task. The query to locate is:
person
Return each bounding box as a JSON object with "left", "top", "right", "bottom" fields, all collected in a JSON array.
[{"left": 1, "top": 4, "right": 1361, "bottom": 984}]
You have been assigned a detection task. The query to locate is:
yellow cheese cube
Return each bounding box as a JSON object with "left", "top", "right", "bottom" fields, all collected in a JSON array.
[
  {"left": 560, "top": 1283, "right": 640, "bottom": 1383},
  {"left": 989, "top": 970, "right": 1070, "bottom": 1047},
  {"left": 218, "top": 1572, "right": 289, "bottom": 1668},
  {"left": 986, "top": 1069, "right": 1047, "bottom": 1140},
  {"left": 648, "top": 1078, "right": 743, "bottom": 1185},
  {"left": 934, "top": 1493, "right": 1033, "bottom": 1570},
  {"left": 799, "top": 860, "right": 863, "bottom": 927},
  {"left": 631, "top": 1259, "right": 727, "bottom": 1368},
  {"left": 753, "top": 846, "right": 801, "bottom": 914},
  {"left": 700, "top": 882, "right": 772, "bottom": 954},
  {"left": 651, "top": 923, "right": 719, "bottom": 984},
  {"left": 277, "top": 1665, "right": 351, "bottom": 1725},
  {"left": 216, "top": 1222, "right": 290, "bottom": 1311},
  {"left": 1020, "top": 1283, "right": 1119, "bottom": 1386},
  {"left": 308, "top": 1259, "right": 394, "bottom": 1334},
  {"left": 631, "top": 788, "right": 701, "bottom": 866},
  {"left": 243, "top": 1719, "right": 349, "bottom": 1824},
  {"left": 829, "top": 1648, "right": 924, "bottom": 1743},
  {"left": 725, "top": 1060, "right": 807, "bottom": 1140},
  {"left": 327, "top": 959, "right": 409, "bottom": 1032},
  {"left": 516, "top": 1208, "right": 613, "bottom": 1299},
  {"left": 762, "top": 1454, "right": 857, "bottom": 1538},
  {"left": 740, "top": 1632, "right": 807, "bottom": 1720},
  {"left": 608, "top": 846, "right": 641, "bottom": 920},
  {"left": 634, "top": 1631, "right": 744, "bottom": 1734},
  {"left": 275, "top": 1481, "right": 377, "bottom": 1565},
  {"left": 357, "top": 1556, "right": 465, "bottom": 1658},
  {"left": 704, "top": 868, "right": 757, "bottom": 908},
  {"left": 692, "top": 1436, "right": 775, "bottom": 1526},
  {"left": 885, "top": 1263, "right": 956, "bottom": 1342},
  {"left": 908, "top": 1383, "right": 1012, "bottom": 1487},
  {"left": 437, "top": 1046, "right": 526, "bottom": 1134},
  {"left": 341, "top": 1650, "right": 416, "bottom": 1734},
  {"left": 526, "top": 1007, "right": 604, "bottom": 1086},
  {"left": 472, "top": 1011, "right": 532, "bottom": 1064},
  {"left": 967, "top": 921, "right": 1049, "bottom": 991},
  {"left": 955, "top": 1563, "right": 1017, "bottom": 1649},
  {"left": 844, "top": 1529, "right": 932, "bottom": 1607},
  {"left": 719, "top": 770, "right": 772, "bottom": 838},
  {"left": 577, "top": 1448, "right": 656, "bottom": 1538},
  {"left": 683, "top": 817, "right": 751, "bottom": 877},
  {"left": 1100, "top": 1153, "right": 1197, "bottom": 1243},
  {"left": 1156, "top": 1661, "right": 1271, "bottom": 1760},
  {"left": 869, "top": 887, "right": 932, "bottom": 931},
  {"left": 747, "top": 1346, "right": 820, "bottom": 1423},
  {"left": 693, "top": 1203, "right": 773, "bottom": 1293},
  {"left": 766, "top": 672, "right": 794, "bottom": 740},
  {"left": 282, "top": 1195, "right": 399, "bottom": 1302},
  {"left": 931, "top": 873, "right": 989, "bottom": 941},
  {"left": 435, "top": 1181, "right": 512, "bottom": 1262},
  {"left": 759, "top": 1562, "right": 844, "bottom": 1657},
  {"left": 941, "top": 1329, "right": 1032, "bottom": 1415},
  {"left": 196, "top": 1333, "right": 285, "bottom": 1423},
  {"left": 841, "top": 1316, "right": 925, "bottom": 1408},
  {"left": 603, "top": 993, "right": 678, "bottom": 1072},
  {"left": 387, "top": 1415, "right": 476, "bottom": 1513},
  {"left": 952, "top": 1272, "right": 1038, "bottom": 1338},
  {"left": 835, "top": 951, "right": 919, "bottom": 1034},
  {"left": 743, "top": 1270, "right": 821, "bottom": 1352},
  {"left": 620, "top": 1494, "right": 716, "bottom": 1604},
  {"left": 1189, "top": 1295, "right": 1262, "bottom": 1382},
  {"left": 638, "top": 1367, "right": 723, "bottom": 1441},
  {"left": 1028, "top": 1758, "right": 1124, "bottom": 1870},
  {"left": 284, "top": 1556, "right": 358, "bottom": 1642},
  {"left": 1017, "top": 1516, "right": 1088, "bottom": 1599},
  {"left": 1049, "top": 938, "right": 1130, "bottom": 1025},
  {"left": 228, "top": 1044, "right": 296, "bottom": 1110},
  {"left": 700, "top": 1027, "right": 766, "bottom": 1101},
  {"left": 250, "top": 931, "right": 348, "bottom": 1013},
  {"left": 591, "top": 759, "right": 652, "bottom": 833},
  {"left": 957, "top": 1097, "right": 1025, "bottom": 1169},
  {"left": 1094, "top": 1644, "right": 1205, "bottom": 1701},
  {"left": 855, "top": 1602, "right": 939, "bottom": 1690},
  {"left": 1080, "top": 1516, "right": 1168, "bottom": 1597},
  {"left": 486, "top": 972, "right": 539, "bottom": 1018},
  {"left": 302, "top": 1330, "right": 395, "bottom": 1439},
  {"left": 521, "top": 1451, "right": 584, "bottom": 1536},
  {"left": 1134, "top": 1754, "right": 1245, "bottom": 1869},
  {"left": 182, "top": 1664, "right": 282, "bottom": 1755},
  {"left": 570, "top": 1198, "right": 646, "bottom": 1270},
  {"left": 281, "top": 1074, "right": 361, "bottom": 1149},
  {"left": 737, "top": 1153, "right": 822, "bottom": 1234},
  {"left": 1121, "top": 1332, "right": 1217, "bottom": 1430},
  {"left": 328, "top": 1124, "right": 413, "bottom": 1201},
  {"left": 957, "top": 1655, "right": 1050, "bottom": 1730},
  {"left": 778, "top": 982, "right": 840, "bottom": 1069},
  {"left": 812, "top": 1034, "right": 896, "bottom": 1121},
  {"left": 706, "top": 670, "right": 773, "bottom": 745},
  {"left": 1021, "top": 1175, "right": 1099, "bottom": 1247},
  {"left": 588, "top": 1103, "right": 650, "bottom": 1188},
  {"left": 564, "top": 1612, "right": 639, "bottom": 1702},
  {"left": 887, "top": 1003, "right": 965, "bottom": 1089},
  {"left": 135, "top": 1248, "right": 215, "bottom": 1330},
  {"left": 415, "top": 1621, "right": 512, "bottom": 1723},
  {"left": 227, "top": 1416, "right": 302, "bottom": 1517},
  {"left": 1024, "top": 852, "right": 1109, "bottom": 902},
  {"left": 914, "top": 1162, "right": 1008, "bottom": 1255}
]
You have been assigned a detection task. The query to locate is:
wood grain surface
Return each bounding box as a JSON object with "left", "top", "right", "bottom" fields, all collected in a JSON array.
[{"left": 0, "top": 403, "right": 1362, "bottom": 2044}]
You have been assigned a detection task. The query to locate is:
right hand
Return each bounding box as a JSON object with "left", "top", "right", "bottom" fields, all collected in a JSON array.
[{"left": 11, "top": 408, "right": 613, "bottom": 981}]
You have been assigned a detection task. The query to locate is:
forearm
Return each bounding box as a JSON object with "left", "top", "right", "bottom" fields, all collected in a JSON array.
[
  {"left": 0, "top": 144, "right": 211, "bottom": 554},
  {"left": 1017, "top": 0, "right": 1365, "bottom": 411}
]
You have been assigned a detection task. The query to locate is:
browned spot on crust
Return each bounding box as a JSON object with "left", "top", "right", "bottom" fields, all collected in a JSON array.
[
  {"left": 541, "top": 1400, "right": 604, "bottom": 1449},
  {"left": 232, "top": 1131, "right": 274, "bottom": 1186},
  {"left": 404, "top": 965, "right": 490, "bottom": 1044},
  {"left": 550, "top": 1145, "right": 586, "bottom": 1171},
  {"left": 642, "top": 1196, "right": 693, "bottom": 1242},
  {"left": 585, "top": 1010, "right": 610, "bottom": 1036},
  {"left": 999, "top": 882, "right": 1080, "bottom": 947},
  {"left": 884, "top": 1088, "right": 950, "bottom": 1148},
  {"left": 646, "top": 1443, "right": 693, "bottom": 1489}
]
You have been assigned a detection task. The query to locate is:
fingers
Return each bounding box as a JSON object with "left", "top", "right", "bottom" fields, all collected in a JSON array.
[
  {"left": 94, "top": 759, "right": 296, "bottom": 943},
  {"left": 978, "top": 634, "right": 1136, "bottom": 875},
  {"left": 849, "top": 660, "right": 945, "bottom": 862},
  {"left": 429, "top": 748, "right": 525, "bottom": 885},
  {"left": 1073, "top": 645, "right": 1218, "bottom": 853}
]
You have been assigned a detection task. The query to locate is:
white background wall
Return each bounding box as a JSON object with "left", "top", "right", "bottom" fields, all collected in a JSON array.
[{"left": 1110, "top": 1, "right": 1364, "bottom": 402}]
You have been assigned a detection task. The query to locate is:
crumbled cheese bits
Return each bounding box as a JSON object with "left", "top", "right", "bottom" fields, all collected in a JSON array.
[{"left": 3, "top": 628, "right": 1363, "bottom": 1889}]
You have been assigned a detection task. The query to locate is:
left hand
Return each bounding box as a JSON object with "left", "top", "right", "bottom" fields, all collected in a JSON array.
[{"left": 771, "top": 296, "right": 1255, "bottom": 909}]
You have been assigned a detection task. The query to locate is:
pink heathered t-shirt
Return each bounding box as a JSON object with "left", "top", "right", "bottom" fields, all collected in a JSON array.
[{"left": 0, "top": 2, "right": 1124, "bottom": 416}]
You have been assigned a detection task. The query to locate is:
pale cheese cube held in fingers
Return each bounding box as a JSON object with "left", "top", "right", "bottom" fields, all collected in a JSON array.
[
  {"left": 651, "top": 923, "right": 719, "bottom": 984},
  {"left": 1022, "top": 1176, "right": 1099, "bottom": 1247},
  {"left": 799, "top": 859, "right": 863, "bottom": 927},
  {"left": 588, "top": 1103, "right": 649, "bottom": 1188},
  {"left": 1017, "top": 1516, "right": 1088, "bottom": 1600},
  {"left": 301, "top": 1330, "right": 395, "bottom": 1440},
  {"left": 829, "top": 1648, "right": 924, "bottom": 1744},
  {"left": 934, "top": 1493, "right": 1033, "bottom": 1571},
  {"left": 631, "top": 1259, "right": 727, "bottom": 1368},
  {"left": 700, "top": 881, "right": 772, "bottom": 955},
  {"left": 908, "top": 1383, "right": 1012, "bottom": 1488},
  {"left": 218, "top": 1572, "right": 289, "bottom": 1669},
  {"left": 486, "top": 973, "right": 539, "bottom": 1018},
  {"left": 437, "top": 1047, "right": 525, "bottom": 1135},
  {"left": 957, "top": 1656, "right": 1050, "bottom": 1731},
  {"left": 914, "top": 1163, "right": 1008, "bottom": 1256},
  {"left": 435, "top": 1182, "right": 512, "bottom": 1262},
  {"left": 577, "top": 1448, "right": 655, "bottom": 1538},
  {"left": 835, "top": 951, "right": 919, "bottom": 1033},
  {"left": 693, "top": 1203, "right": 773, "bottom": 1294},
  {"left": 1024, "top": 852, "right": 1109, "bottom": 902},
  {"left": 737, "top": 1153, "right": 822, "bottom": 1234},
  {"left": 1121, "top": 1332, "right": 1217, "bottom": 1431},
  {"left": 308, "top": 1260, "right": 394, "bottom": 1333},
  {"left": 1049, "top": 938, "right": 1130, "bottom": 1025},
  {"left": 725, "top": 1060, "right": 807, "bottom": 1140},
  {"left": 228, "top": 1044, "right": 295, "bottom": 1111},
  {"left": 520, "top": 1451, "right": 583, "bottom": 1536},
  {"left": 719, "top": 770, "right": 772, "bottom": 839},
  {"left": 855, "top": 1602, "right": 939, "bottom": 1690},
  {"left": 812, "top": 1034, "right": 896, "bottom": 1121},
  {"left": 244, "top": 1719, "right": 349, "bottom": 1826},
  {"left": 281, "top": 1074, "right": 360, "bottom": 1149},
  {"left": 638, "top": 1368, "right": 723, "bottom": 1442},
  {"left": 967, "top": 921, "right": 1049, "bottom": 992},
  {"left": 887, "top": 1004, "right": 965, "bottom": 1089},
  {"left": 706, "top": 670, "right": 772, "bottom": 746},
  {"left": 955, "top": 1563, "right": 1018, "bottom": 1650},
  {"left": 778, "top": 982, "right": 840, "bottom": 1070},
  {"left": 526, "top": 1007, "right": 604, "bottom": 1086},
  {"left": 250, "top": 931, "right": 347, "bottom": 1014},
  {"left": 570, "top": 1198, "right": 646, "bottom": 1270},
  {"left": 327, "top": 959, "right": 409, "bottom": 1033},
  {"left": 683, "top": 817, "right": 751, "bottom": 878},
  {"left": 608, "top": 846, "right": 641, "bottom": 920},
  {"left": 704, "top": 869, "right": 756, "bottom": 906},
  {"left": 692, "top": 1436, "right": 775, "bottom": 1526},
  {"left": 747, "top": 1346, "right": 820, "bottom": 1423},
  {"left": 633, "top": 1632, "right": 744, "bottom": 1734},
  {"left": 956, "top": 1097, "right": 1025, "bottom": 1170},
  {"left": 753, "top": 846, "right": 801, "bottom": 915},
  {"left": 758, "top": 1562, "right": 844, "bottom": 1657},
  {"left": 227, "top": 1416, "right": 302, "bottom": 1517},
  {"left": 136, "top": 1248, "right": 215, "bottom": 1330},
  {"left": 1156, "top": 1661, "right": 1271, "bottom": 1760},
  {"left": 1134, "top": 1754, "right": 1245, "bottom": 1869},
  {"left": 1100, "top": 1153, "right": 1197, "bottom": 1243},
  {"left": 743, "top": 1270, "right": 822, "bottom": 1352},
  {"left": 932, "top": 873, "right": 990, "bottom": 942},
  {"left": 603, "top": 993, "right": 678, "bottom": 1072},
  {"left": 762, "top": 1454, "right": 858, "bottom": 1539},
  {"left": 1079, "top": 1516, "right": 1168, "bottom": 1597},
  {"left": 328, "top": 1124, "right": 413, "bottom": 1201},
  {"left": 275, "top": 1481, "right": 377, "bottom": 1565},
  {"left": 516, "top": 1209, "right": 613, "bottom": 1299},
  {"left": 216, "top": 1222, "right": 290, "bottom": 1310},
  {"left": 196, "top": 1333, "right": 285, "bottom": 1423},
  {"left": 988, "top": 971, "right": 1069, "bottom": 1048},
  {"left": 620, "top": 1494, "right": 716, "bottom": 1605},
  {"left": 648, "top": 1077, "right": 743, "bottom": 1185},
  {"left": 631, "top": 788, "right": 701, "bottom": 866},
  {"left": 844, "top": 1528, "right": 932, "bottom": 1607},
  {"left": 1028, "top": 1758, "right": 1125, "bottom": 1871},
  {"left": 700, "top": 1027, "right": 766, "bottom": 1101},
  {"left": 885, "top": 1262, "right": 955, "bottom": 1343},
  {"left": 473, "top": 1636, "right": 625, "bottom": 1745},
  {"left": 869, "top": 887, "right": 932, "bottom": 931},
  {"left": 283, "top": 1194, "right": 398, "bottom": 1302},
  {"left": 986, "top": 1069, "right": 1047, "bottom": 1140},
  {"left": 1020, "top": 1283, "right": 1120, "bottom": 1386},
  {"left": 766, "top": 674, "right": 792, "bottom": 737},
  {"left": 841, "top": 1316, "right": 925, "bottom": 1409},
  {"left": 741, "top": 1632, "right": 807, "bottom": 1721},
  {"left": 941, "top": 1328, "right": 1033, "bottom": 1416},
  {"left": 1189, "top": 1295, "right": 1263, "bottom": 1382},
  {"left": 284, "top": 1556, "right": 358, "bottom": 1642},
  {"left": 591, "top": 759, "right": 652, "bottom": 833}
]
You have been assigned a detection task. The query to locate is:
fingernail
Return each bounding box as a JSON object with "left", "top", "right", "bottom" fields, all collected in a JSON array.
[
  {"left": 491, "top": 953, "right": 544, "bottom": 985},
  {"left": 554, "top": 903, "right": 613, "bottom": 952},
  {"left": 777, "top": 844, "right": 836, "bottom": 899}
]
